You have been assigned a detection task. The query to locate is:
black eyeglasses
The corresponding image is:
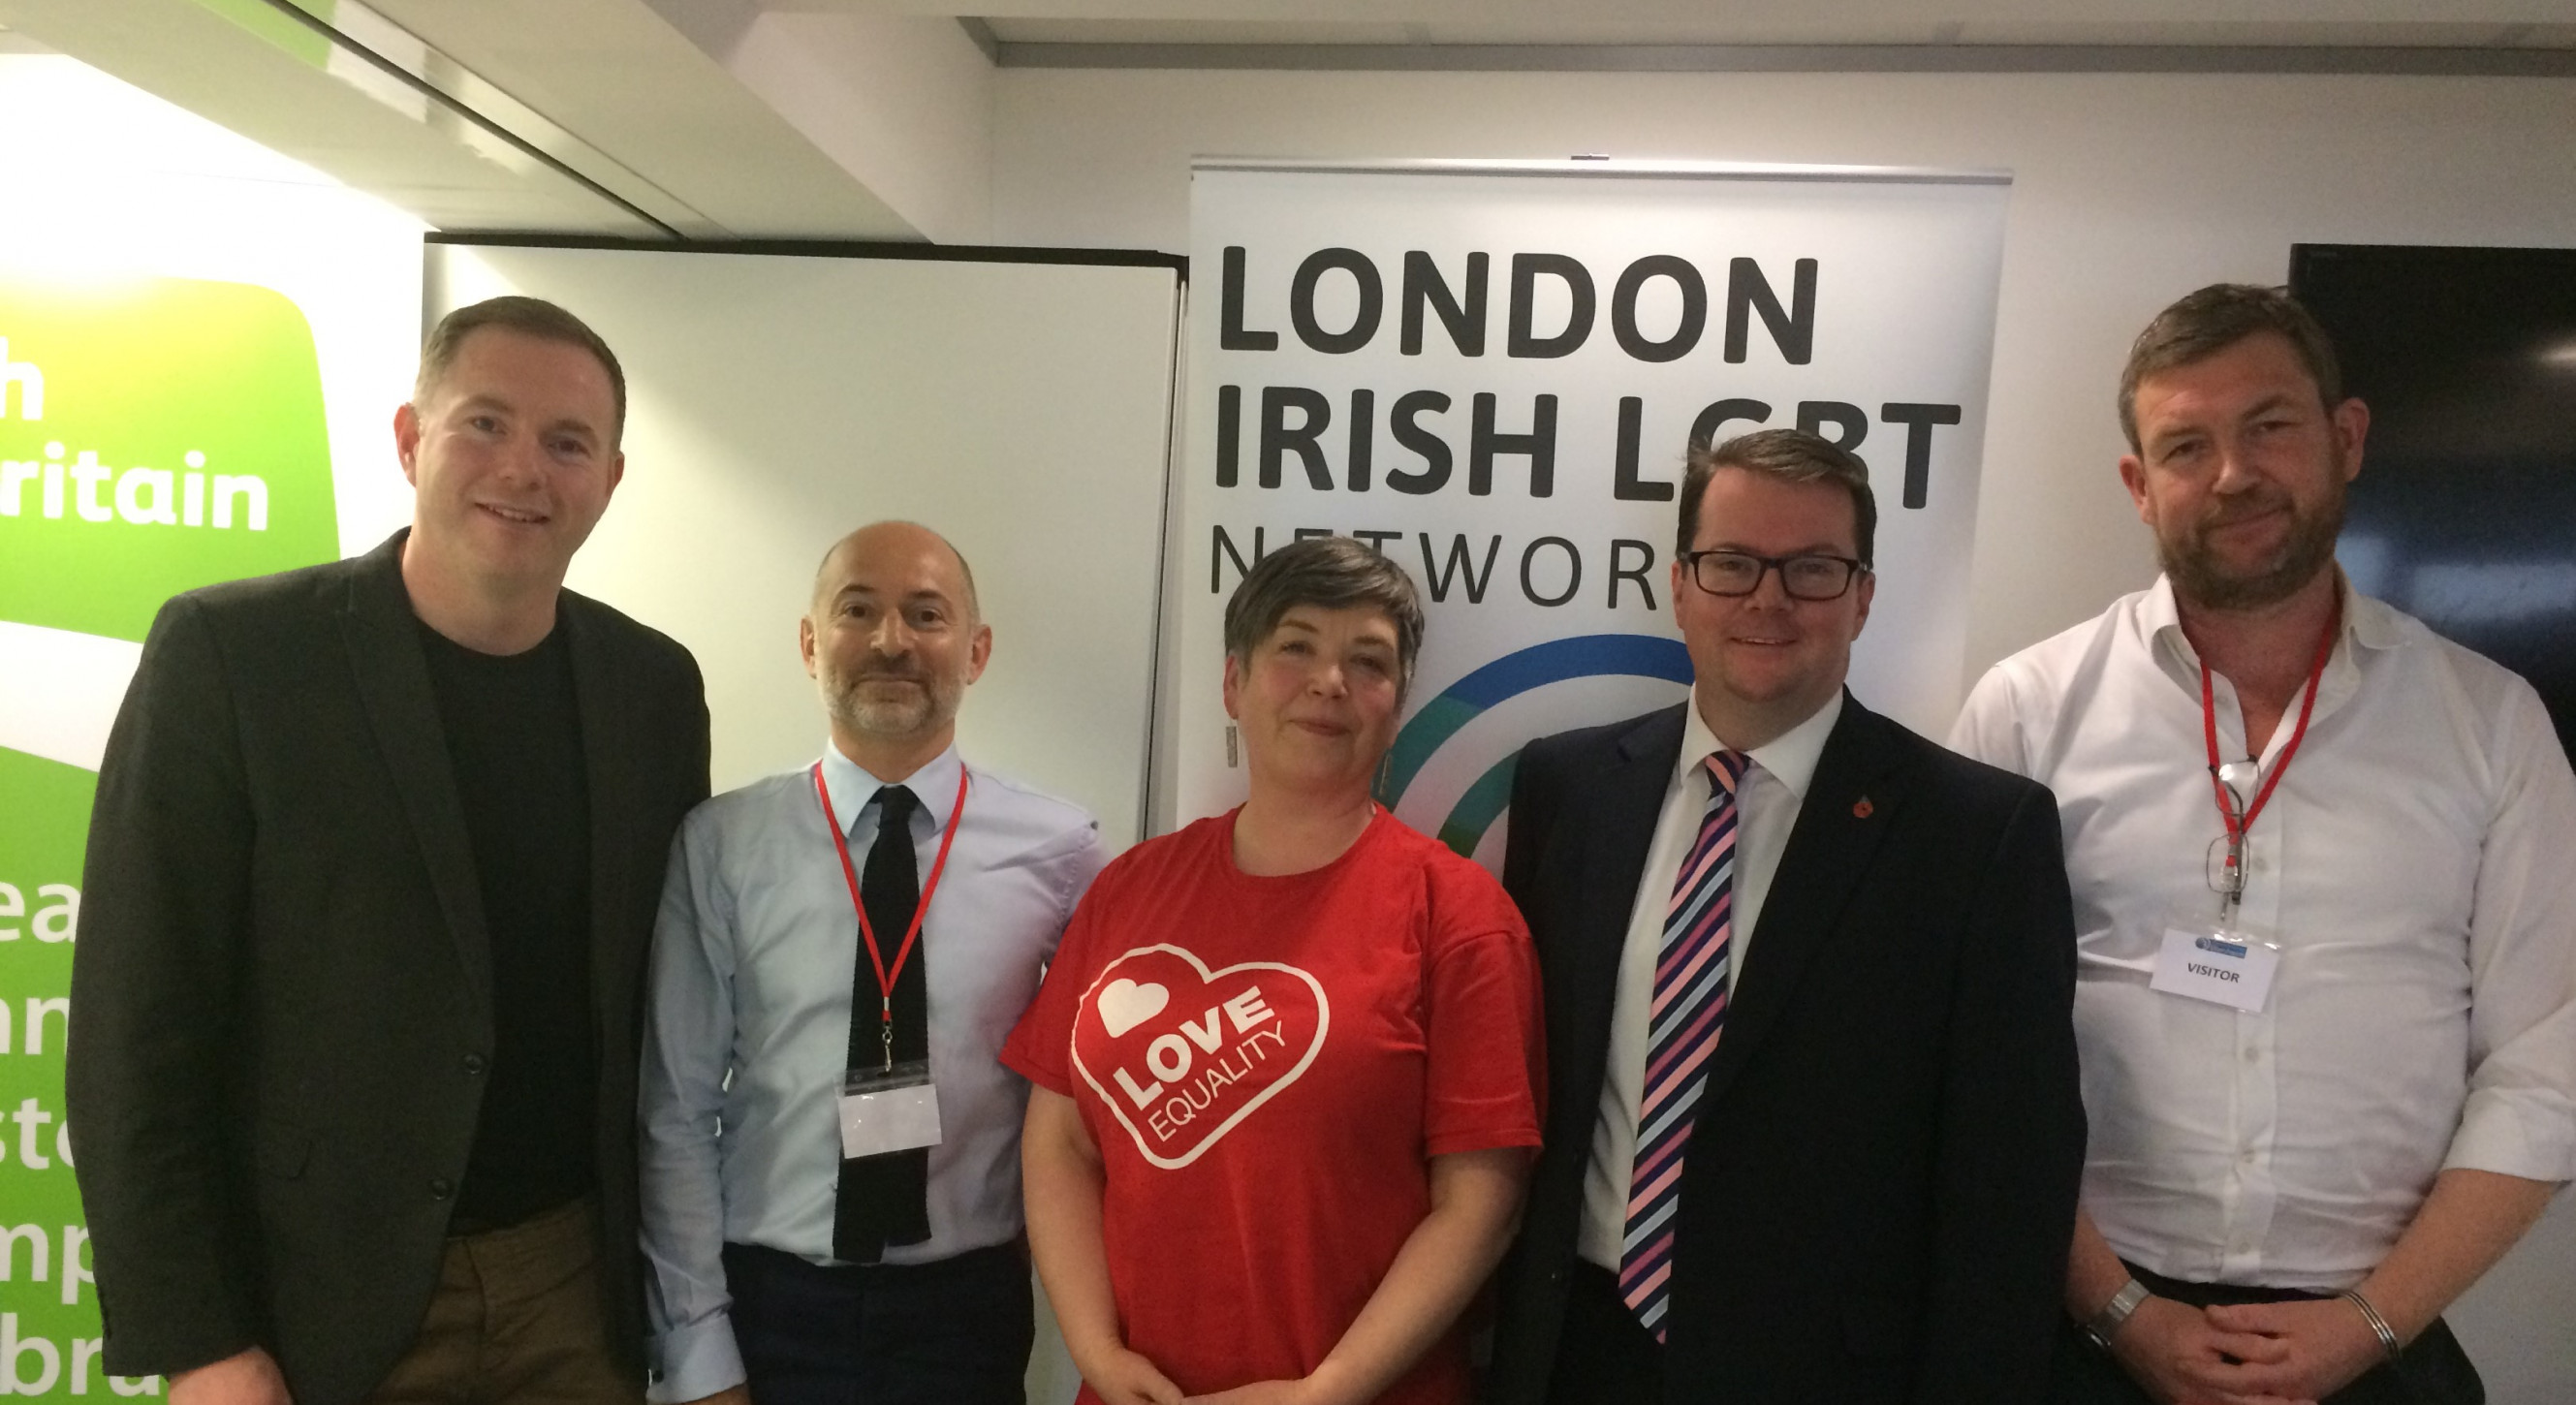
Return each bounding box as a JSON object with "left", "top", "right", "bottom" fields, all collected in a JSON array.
[{"left": 1680, "top": 550, "right": 1870, "bottom": 601}]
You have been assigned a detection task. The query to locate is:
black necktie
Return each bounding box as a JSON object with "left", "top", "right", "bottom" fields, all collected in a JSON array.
[{"left": 832, "top": 784, "right": 931, "bottom": 1262}]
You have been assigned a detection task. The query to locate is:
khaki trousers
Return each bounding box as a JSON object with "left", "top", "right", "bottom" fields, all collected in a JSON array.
[{"left": 362, "top": 1198, "right": 642, "bottom": 1405}]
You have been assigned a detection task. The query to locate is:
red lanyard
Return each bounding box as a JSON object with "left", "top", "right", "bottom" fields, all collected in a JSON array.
[
  {"left": 2197, "top": 600, "right": 2340, "bottom": 905},
  {"left": 811, "top": 761, "right": 969, "bottom": 1039}
]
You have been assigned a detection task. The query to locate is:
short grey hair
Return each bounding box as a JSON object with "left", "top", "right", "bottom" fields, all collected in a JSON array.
[{"left": 1222, "top": 536, "right": 1426, "bottom": 694}]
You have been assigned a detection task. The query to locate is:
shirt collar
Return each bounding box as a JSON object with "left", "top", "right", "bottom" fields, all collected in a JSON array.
[
  {"left": 2142, "top": 569, "right": 2402, "bottom": 695},
  {"left": 817, "top": 739, "right": 964, "bottom": 839},
  {"left": 1679, "top": 687, "right": 1843, "bottom": 801},
  {"left": 2340, "top": 582, "right": 2408, "bottom": 653}
]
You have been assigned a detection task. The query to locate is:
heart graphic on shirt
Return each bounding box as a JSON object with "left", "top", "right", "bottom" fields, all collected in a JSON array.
[
  {"left": 1096, "top": 979, "right": 1170, "bottom": 1038},
  {"left": 1070, "top": 944, "right": 1329, "bottom": 1171}
]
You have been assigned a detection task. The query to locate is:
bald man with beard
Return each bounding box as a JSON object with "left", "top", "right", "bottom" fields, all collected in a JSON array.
[{"left": 640, "top": 522, "right": 1108, "bottom": 1405}]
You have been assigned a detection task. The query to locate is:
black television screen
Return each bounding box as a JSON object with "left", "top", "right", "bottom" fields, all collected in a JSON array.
[{"left": 2290, "top": 243, "right": 2576, "bottom": 762}]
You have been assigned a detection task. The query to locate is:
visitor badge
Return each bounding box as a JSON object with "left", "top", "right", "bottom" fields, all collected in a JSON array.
[
  {"left": 2149, "top": 910, "right": 2280, "bottom": 1014},
  {"left": 838, "top": 1060, "right": 942, "bottom": 1159}
]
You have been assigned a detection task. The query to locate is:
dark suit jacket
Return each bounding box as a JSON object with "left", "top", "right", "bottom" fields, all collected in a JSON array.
[
  {"left": 67, "top": 531, "right": 709, "bottom": 1404},
  {"left": 1488, "top": 693, "right": 2084, "bottom": 1405}
]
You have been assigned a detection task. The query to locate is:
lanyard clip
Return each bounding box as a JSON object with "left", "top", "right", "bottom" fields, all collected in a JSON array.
[
  {"left": 2213, "top": 759, "right": 2259, "bottom": 828},
  {"left": 2212, "top": 758, "right": 2256, "bottom": 921}
]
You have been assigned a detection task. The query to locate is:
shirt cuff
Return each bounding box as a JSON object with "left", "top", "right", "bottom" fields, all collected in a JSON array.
[
  {"left": 2440, "top": 1087, "right": 2576, "bottom": 1183},
  {"left": 647, "top": 1312, "right": 746, "bottom": 1404}
]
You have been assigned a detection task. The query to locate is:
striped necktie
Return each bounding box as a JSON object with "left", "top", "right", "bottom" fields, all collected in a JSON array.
[{"left": 1619, "top": 748, "right": 1749, "bottom": 1341}]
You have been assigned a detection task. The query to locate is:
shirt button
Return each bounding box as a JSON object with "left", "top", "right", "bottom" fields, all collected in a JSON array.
[
  {"left": 428, "top": 1176, "right": 455, "bottom": 1201},
  {"left": 2242, "top": 1046, "right": 2261, "bottom": 1064},
  {"left": 462, "top": 1053, "right": 488, "bottom": 1076}
]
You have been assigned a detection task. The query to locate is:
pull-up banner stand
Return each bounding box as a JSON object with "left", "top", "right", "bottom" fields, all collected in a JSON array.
[{"left": 1163, "top": 159, "right": 2012, "bottom": 865}]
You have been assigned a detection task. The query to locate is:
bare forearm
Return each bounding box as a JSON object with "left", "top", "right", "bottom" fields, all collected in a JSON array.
[
  {"left": 2355, "top": 1168, "right": 2560, "bottom": 1341},
  {"left": 2066, "top": 1204, "right": 2136, "bottom": 1321},
  {"left": 1022, "top": 1091, "right": 1123, "bottom": 1364},
  {"left": 1305, "top": 1149, "right": 1528, "bottom": 1405}
]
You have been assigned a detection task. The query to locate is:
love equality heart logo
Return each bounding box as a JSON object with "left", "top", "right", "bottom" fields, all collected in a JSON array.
[
  {"left": 1070, "top": 944, "right": 1329, "bottom": 1171},
  {"left": 1096, "top": 978, "right": 1169, "bottom": 1038}
]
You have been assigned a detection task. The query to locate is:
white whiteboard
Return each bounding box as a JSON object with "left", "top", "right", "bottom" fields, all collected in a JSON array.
[{"left": 426, "top": 241, "right": 1181, "bottom": 848}]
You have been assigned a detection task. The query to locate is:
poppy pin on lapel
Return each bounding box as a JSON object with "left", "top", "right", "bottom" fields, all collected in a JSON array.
[{"left": 1852, "top": 797, "right": 1875, "bottom": 819}]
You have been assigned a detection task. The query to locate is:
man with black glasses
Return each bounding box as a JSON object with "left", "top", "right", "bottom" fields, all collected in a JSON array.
[
  {"left": 1953, "top": 284, "right": 2576, "bottom": 1405},
  {"left": 1490, "top": 427, "right": 2087, "bottom": 1405}
]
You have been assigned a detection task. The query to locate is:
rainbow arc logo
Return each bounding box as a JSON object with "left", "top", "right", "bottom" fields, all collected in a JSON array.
[{"left": 1377, "top": 633, "right": 1693, "bottom": 858}]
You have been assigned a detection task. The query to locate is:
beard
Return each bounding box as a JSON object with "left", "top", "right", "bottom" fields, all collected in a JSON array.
[
  {"left": 2159, "top": 476, "right": 2347, "bottom": 612},
  {"left": 823, "top": 662, "right": 960, "bottom": 742}
]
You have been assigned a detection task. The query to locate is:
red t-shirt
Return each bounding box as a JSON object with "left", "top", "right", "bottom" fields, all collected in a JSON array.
[{"left": 1001, "top": 808, "right": 1544, "bottom": 1405}]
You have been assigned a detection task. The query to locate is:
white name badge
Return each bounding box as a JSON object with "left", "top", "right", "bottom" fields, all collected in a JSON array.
[
  {"left": 2150, "top": 921, "right": 2280, "bottom": 1013},
  {"left": 838, "top": 1060, "right": 943, "bottom": 1159}
]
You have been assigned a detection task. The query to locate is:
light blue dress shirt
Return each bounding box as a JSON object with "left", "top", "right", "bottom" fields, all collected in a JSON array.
[{"left": 640, "top": 742, "right": 1106, "bottom": 1400}]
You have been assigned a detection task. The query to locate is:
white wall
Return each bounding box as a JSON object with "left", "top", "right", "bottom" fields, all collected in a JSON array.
[
  {"left": 989, "top": 69, "right": 2576, "bottom": 678},
  {"left": 715, "top": 11, "right": 998, "bottom": 243},
  {"left": 987, "top": 66, "right": 2576, "bottom": 1401},
  {"left": 426, "top": 241, "right": 1179, "bottom": 840}
]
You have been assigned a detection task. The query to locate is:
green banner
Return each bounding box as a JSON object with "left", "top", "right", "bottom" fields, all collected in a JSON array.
[
  {"left": 1, "top": 276, "right": 337, "bottom": 640},
  {"left": 0, "top": 274, "right": 338, "bottom": 1391}
]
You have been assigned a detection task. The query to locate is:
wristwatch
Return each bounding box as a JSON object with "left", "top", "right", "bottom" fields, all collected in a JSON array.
[{"left": 2083, "top": 1277, "right": 2152, "bottom": 1352}]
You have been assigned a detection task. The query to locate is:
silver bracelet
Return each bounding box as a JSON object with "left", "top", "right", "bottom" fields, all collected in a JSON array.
[
  {"left": 2339, "top": 1288, "right": 2403, "bottom": 1363},
  {"left": 2084, "top": 1278, "right": 2152, "bottom": 1352}
]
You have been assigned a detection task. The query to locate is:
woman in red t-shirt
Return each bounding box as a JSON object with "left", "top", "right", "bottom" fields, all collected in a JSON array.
[{"left": 1003, "top": 536, "right": 1545, "bottom": 1405}]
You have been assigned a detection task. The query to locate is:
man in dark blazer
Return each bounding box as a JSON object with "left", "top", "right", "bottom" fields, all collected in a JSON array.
[
  {"left": 1488, "top": 427, "right": 2086, "bottom": 1405},
  {"left": 68, "top": 297, "right": 708, "bottom": 1405}
]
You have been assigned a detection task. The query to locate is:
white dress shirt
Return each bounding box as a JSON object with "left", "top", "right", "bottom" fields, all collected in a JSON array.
[
  {"left": 639, "top": 742, "right": 1107, "bottom": 1400},
  {"left": 1951, "top": 576, "right": 2576, "bottom": 1290},
  {"left": 1577, "top": 690, "right": 1842, "bottom": 1271}
]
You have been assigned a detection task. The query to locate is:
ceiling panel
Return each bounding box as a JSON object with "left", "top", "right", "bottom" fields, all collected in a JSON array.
[
  {"left": 0, "top": 0, "right": 666, "bottom": 234},
  {"left": 0, "top": 0, "right": 930, "bottom": 238},
  {"left": 964, "top": 5, "right": 2576, "bottom": 70},
  {"left": 365, "top": 0, "right": 921, "bottom": 237},
  {"left": 810, "top": 0, "right": 2576, "bottom": 21}
]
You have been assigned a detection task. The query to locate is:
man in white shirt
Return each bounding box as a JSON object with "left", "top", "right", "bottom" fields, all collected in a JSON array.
[
  {"left": 640, "top": 521, "right": 1106, "bottom": 1405},
  {"left": 1953, "top": 284, "right": 2576, "bottom": 1405}
]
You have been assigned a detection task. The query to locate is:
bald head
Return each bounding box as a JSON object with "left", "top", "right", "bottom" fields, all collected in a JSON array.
[
  {"left": 811, "top": 521, "right": 979, "bottom": 623},
  {"left": 801, "top": 519, "right": 992, "bottom": 778}
]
